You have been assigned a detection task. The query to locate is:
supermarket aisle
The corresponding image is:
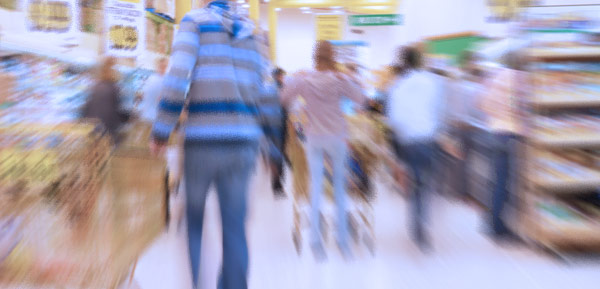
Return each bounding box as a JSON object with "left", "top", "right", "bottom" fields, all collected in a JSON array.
[{"left": 131, "top": 162, "right": 600, "bottom": 289}]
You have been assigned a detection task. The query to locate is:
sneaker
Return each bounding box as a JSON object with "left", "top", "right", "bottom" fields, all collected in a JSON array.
[{"left": 412, "top": 229, "right": 433, "bottom": 254}]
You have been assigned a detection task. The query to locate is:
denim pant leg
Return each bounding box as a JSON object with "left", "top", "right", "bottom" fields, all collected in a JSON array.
[
  {"left": 214, "top": 147, "right": 256, "bottom": 289},
  {"left": 326, "top": 139, "right": 349, "bottom": 247},
  {"left": 491, "top": 134, "right": 511, "bottom": 234},
  {"left": 184, "top": 146, "right": 215, "bottom": 288},
  {"left": 307, "top": 142, "right": 325, "bottom": 245},
  {"left": 404, "top": 143, "right": 434, "bottom": 240}
]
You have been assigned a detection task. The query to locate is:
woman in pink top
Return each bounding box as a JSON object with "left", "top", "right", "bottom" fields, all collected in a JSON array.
[
  {"left": 281, "top": 41, "right": 367, "bottom": 260},
  {"left": 480, "top": 51, "right": 527, "bottom": 241}
]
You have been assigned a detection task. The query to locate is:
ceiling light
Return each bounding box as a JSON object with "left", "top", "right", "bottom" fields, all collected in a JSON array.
[
  {"left": 300, "top": 7, "right": 310, "bottom": 10},
  {"left": 242, "top": 3, "right": 250, "bottom": 8},
  {"left": 331, "top": 6, "right": 342, "bottom": 9},
  {"left": 275, "top": 7, "right": 281, "bottom": 11},
  {"left": 302, "top": 10, "right": 312, "bottom": 14},
  {"left": 364, "top": 5, "right": 390, "bottom": 9},
  {"left": 237, "top": 0, "right": 244, "bottom": 4}
]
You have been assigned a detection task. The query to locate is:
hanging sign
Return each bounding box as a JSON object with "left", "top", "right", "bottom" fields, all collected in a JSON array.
[
  {"left": 316, "top": 15, "right": 343, "bottom": 41},
  {"left": 349, "top": 14, "right": 403, "bottom": 26},
  {"left": 104, "top": 0, "right": 146, "bottom": 57},
  {"left": 25, "top": 0, "right": 78, "bottom": 35},
  {"left": 486, "top": 0, "right": 537, "bottom": 22}
]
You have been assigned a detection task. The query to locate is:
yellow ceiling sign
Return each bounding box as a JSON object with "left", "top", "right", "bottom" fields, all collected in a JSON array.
[
  {"left": 316, "top": 14, "right": 342, "bottom": 41},
  {"left": 487, "top": 0, "right": 534, "bottom": 22}
]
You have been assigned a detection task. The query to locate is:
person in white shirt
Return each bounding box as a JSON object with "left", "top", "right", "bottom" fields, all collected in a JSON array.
[
  {"left": 387, "top": 46, "right": 445, "bottom": 251},
  {"left": 139, "top": 58, "right": 168, "bottom": 122}
]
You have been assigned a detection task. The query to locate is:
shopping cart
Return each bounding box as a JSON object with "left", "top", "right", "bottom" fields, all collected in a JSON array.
[{"left": 289, "top": 113, "right": 384, "bottom": 256}]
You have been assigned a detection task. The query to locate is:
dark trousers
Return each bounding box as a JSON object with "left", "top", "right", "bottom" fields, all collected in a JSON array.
[
  {"left": 490, "top": 133, "right": 518, "bottom": 235},
  {"left": 457, "top": 126, "right": 476, "bottom": 198},
  {"left": 404, "top": 142, "right": 435, "bottom": 243},
  {"left": 272, "top": 109, "right": 288, "bottom": 191}
]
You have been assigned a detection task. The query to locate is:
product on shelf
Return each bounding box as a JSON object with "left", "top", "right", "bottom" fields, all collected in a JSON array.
[
  {"left": 0, "top": 51, "right": 161, "bottom": 288},
  {"left": 532, "top": 63, "right": 600, "bottom": 104}
]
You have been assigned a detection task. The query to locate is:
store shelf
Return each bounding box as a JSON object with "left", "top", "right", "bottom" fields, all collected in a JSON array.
[
  {"left": 531, "top": 212, "right": 600, "bottom": 247},
  {"left": 528, "top": 46, "right": 600, "bottom": 56},
  {"left": 527, "top": 47, "right": 600, "bottom": 61},
  {"left": 530, "top": 98, "right": 600, "bottom": 109},
  {"left": 532, "top": 133, "right": 600, "bottom": 148},
  {"left": 534, "top": 177, "right": 600, "bottom": 193}
]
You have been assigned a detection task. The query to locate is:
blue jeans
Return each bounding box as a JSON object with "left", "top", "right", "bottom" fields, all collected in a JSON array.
[
  {"left": 490, "top": 134, "right": 518, "bottom": 235},
  {"left": 184, "top": 142, "right": 258, "bottom": 289},
  {"left": 403, "top": 142, "right": 435, "bottom": 243},
  {"left": 306, "top": 136, "right": 349, "bottom": 247}
]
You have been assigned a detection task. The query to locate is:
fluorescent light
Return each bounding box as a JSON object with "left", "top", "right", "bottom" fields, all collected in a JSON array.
[
  {"left": 242, "top": 3, "right": 250, "bottom": 8},
  {"left": 264, "top": 0, "right": 270, "bottom": 2},
  {"left": 331, "top": 6, "right": 342, "bottom": 9},
  {"left": 302, "top": 10, "right": 312, "bottom": 14},
  {"left": 275, "top": 7, "right": 281, "bottom": 11},
  {"left": 237, "top": 0, "right": 244, "bottom": 3},
  {"left": 300, "top": 7, "right": 310, "bottom": 10},
  {"left": 364, "top": 5, "right": 390, "bottom": 9}
]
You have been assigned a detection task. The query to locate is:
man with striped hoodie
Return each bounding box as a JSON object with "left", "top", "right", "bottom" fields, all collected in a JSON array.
[{"left": 150, "top": 1, "right": 281, "bottom": 288}]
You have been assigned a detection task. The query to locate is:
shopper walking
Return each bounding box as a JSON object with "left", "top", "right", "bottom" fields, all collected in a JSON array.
[
  {"left": 270, "top": 67, "right": 288, "bottom": 198},
  {"left": 82, "top": 56, "right": 129, "bottom": 141},
  {"left": 480, "top": 51, "right": 525, "bottom": 241},
  {"left": 150, "top": 1, "right": 281, "bottom": 288},
  {"left": 387, "top": 46, "right": 444, "bottom": 251},
  {"left": 281, "top": 41, "right": 367, "bottom": 260}
]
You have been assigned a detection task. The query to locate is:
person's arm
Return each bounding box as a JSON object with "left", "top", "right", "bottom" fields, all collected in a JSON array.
[
  {"left": 280, "top": 76, "right": 302, "bottom": 108},
  {"left": 151, "top": 13, "right": 200, "bottom": 144},
  {"left": 109, "top": 83, "right": 129, "bottom": 123},
  {"left": 340, "top": 74, "right": 368, "bottom": 108},
  {"left": 257, "top": 82, "right": 283, "bottom": 163},
  {"left": 81, "top": 91, "right": 92, "bottom": 118}
]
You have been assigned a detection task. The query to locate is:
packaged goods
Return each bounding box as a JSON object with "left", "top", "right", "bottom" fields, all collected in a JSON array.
[{"left": 0, "top": 52, "right": 163, "bottom": 288}]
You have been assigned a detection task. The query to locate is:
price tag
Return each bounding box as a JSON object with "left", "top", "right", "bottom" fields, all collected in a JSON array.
[
  {"left": 105, "top": 0, "right": 145, "bottom": 57},
  {"left": 25, "top": 0, "right": 78, "bottom": 37},
  {"left": 26, "top": 1, "right": 71, "bottom": 32}
]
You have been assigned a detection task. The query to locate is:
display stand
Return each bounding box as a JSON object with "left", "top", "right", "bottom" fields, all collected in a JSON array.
[
  {"left": 522, "top": 49, "right": 600, "bottom": 253},
  {"left": 0, "top": 50, "right": 166, "bottom": 288}
]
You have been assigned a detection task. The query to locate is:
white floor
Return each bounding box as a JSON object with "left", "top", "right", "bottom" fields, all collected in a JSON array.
[{"left": 130, "top": 161, "right": 600, "bottom": 289}]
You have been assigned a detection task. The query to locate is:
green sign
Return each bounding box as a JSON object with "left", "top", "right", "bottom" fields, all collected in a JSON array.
[{"left": 349, "top": 14, "right": 403, "bottom": 26}]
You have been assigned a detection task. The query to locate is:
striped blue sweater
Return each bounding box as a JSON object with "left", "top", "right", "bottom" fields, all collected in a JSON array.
[{"left": 152, "top": 1, "right": 282, "bottom": 157}]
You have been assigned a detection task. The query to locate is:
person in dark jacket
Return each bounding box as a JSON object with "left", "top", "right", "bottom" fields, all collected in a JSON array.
[
  {"left": 82, "top": 56, "right": 129, "bottom": 141},
  {"left": 271, "top": 67, "right": 288, "bottom": 198}
]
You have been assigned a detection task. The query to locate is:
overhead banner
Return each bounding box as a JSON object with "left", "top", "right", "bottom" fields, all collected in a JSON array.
[
  {"left": 25, "top": 0, "right": 79, "bottom": 36},
  {"left": 316, "top": 14, "right": 343, "bottom": 41},
  {"left": 105, "top": 0, "right": 146, "bottom": 58},
  {"left": 349, "top": 14, "right": 403, "bottom": 26}
]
